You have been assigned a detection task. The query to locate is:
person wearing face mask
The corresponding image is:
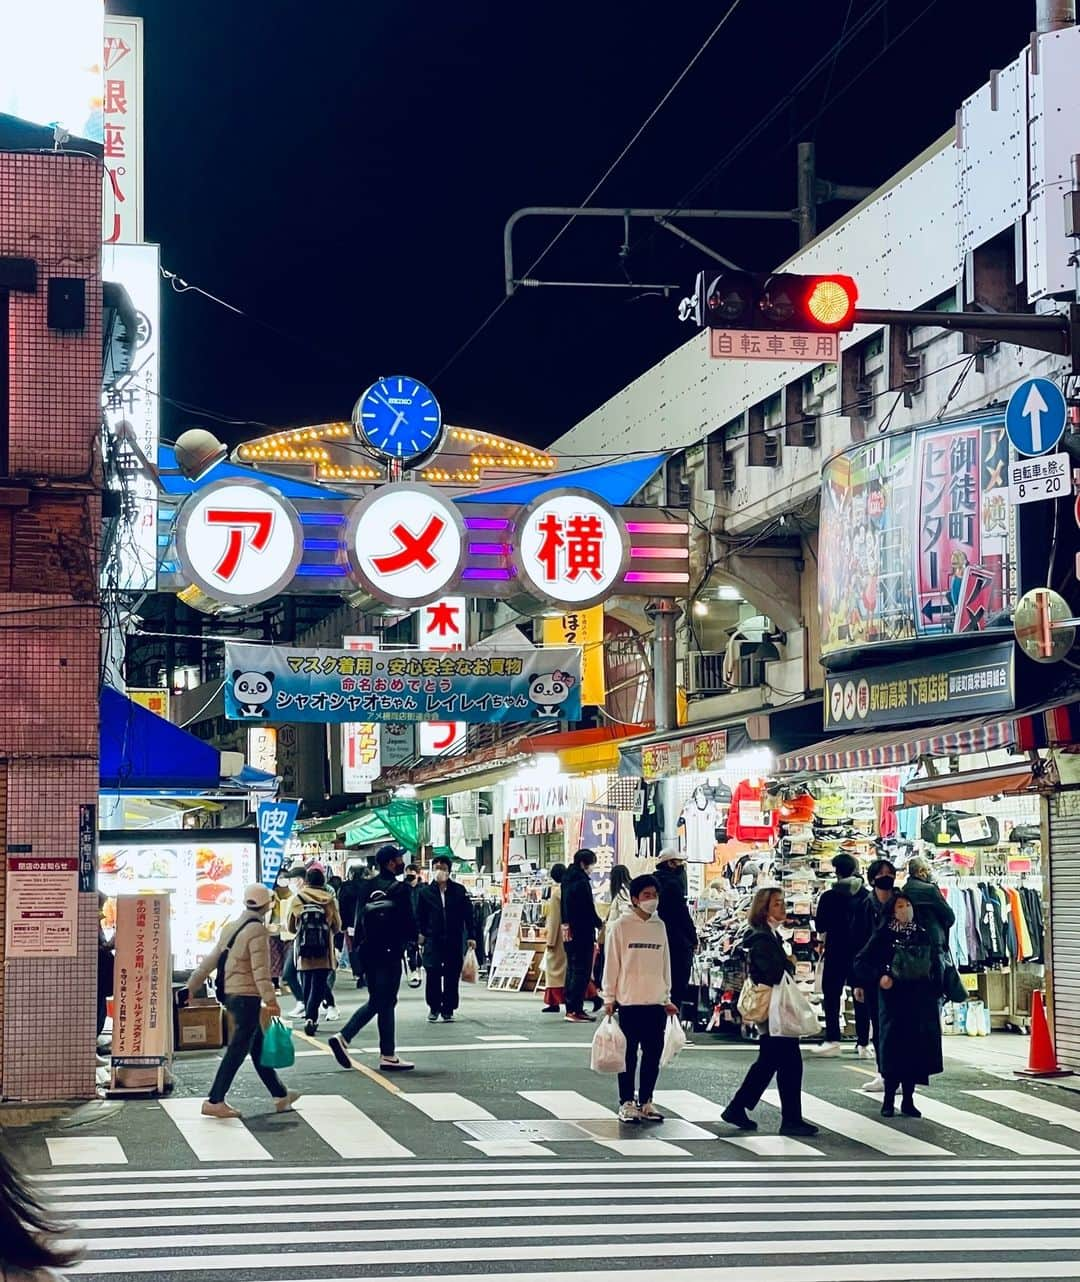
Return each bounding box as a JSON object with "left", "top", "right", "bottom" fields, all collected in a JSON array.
[
  {"left": 328, "top": 845, "right": 418, "bottom": 1072},
  {"left": 602, "top": 874, "right": 679, "bottom": 1123},
  {"left": 417, "top": 854, "right": 477, "bottom": 1023},
  {"left": 854, "top": 892, "right": 943, "bottom": 1118},
  {"left": 721, "top": 886, "right": 818, "bottom": 1137},
  {"left": 851, "top": 856, "right": 898, "bottom": 1092},
  {"left": 181, "top": 883, "right": 299, "bottom": 1119},
  {"left": 653, "top": 849, "right": 699, "bottom": 1011}
]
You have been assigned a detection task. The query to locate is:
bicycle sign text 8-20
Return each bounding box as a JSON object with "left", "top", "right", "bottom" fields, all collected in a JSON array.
[{"left": 1008, "top": 452, "right": 1071, "bottom": 506}]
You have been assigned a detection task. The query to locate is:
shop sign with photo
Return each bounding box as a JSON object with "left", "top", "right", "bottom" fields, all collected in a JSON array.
[
  {"left": 225, "top": 642, "right": 582, "bottom": 725},
  {"left": 5, "top": 851, "right": 78, "bottom": 957},
  {"left": 488, "top": 948, "right": 534, "bottom": 992},
  {"left": 824, "top": 641, "right": 1015, "bottom": 729},
  {"left": 488, "top": 902, "right": 523, "bottom": 979},
  {"left": 111, "top": 892, "right": 172, "bottom": 1091},
  {"left": 820, "top": 415, "right": 1016, "bottom": 656}
]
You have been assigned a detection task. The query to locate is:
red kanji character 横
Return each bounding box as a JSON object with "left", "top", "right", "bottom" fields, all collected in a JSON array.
[
  {"left": 565, "top": 513, "right": 604, "bottom": 582},
  {"left": 535, "top": 512, "right": 565, "bottom": 582}
]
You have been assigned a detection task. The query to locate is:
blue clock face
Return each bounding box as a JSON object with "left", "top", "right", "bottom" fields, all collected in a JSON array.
[{"left": 354, "top": 375, "right": 443, "bottom": 462}]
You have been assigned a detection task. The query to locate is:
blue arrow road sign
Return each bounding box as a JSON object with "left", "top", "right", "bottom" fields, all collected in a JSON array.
[{"left": 1005, "top": 377, "right": 1067, "bottom": 456}]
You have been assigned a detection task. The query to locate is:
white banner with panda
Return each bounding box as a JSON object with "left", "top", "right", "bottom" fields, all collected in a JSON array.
[{"left": 225, "top": 643, "right": 581, "bottom": 724}]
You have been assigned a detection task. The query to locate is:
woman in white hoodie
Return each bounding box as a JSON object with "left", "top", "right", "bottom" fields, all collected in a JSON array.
[{"left": 601, "top": 873, "right": 679, "bottom": 1125}]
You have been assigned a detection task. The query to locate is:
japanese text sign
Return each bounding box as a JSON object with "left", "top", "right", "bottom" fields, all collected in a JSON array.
[
  {"left": 1008, "top": 452, "right": 1070, "bottom": 506},
  {"left": 516, "top": 493, "right": 627, "bottom": 608},
  {"left": 258, "top": 800, "right": 300, "bottom": 890},
  {"left": 710, "top": 328, "right": 838, "bottom": 363},
  {"left": 5, "top": 854, "right": 78, "bottom": 957},
  {"left": 341, "top": 636, "right": 380, "bottom": 792},
  {"left": 824, "top": 642, "right": 1014, "bottom": 729},
  {"left": 225, "top": 642, "right": 582, "bottom": 725},
  {"left": 579, "top": 805, "right": 620, "bottom": 879},
  {"left": 415, "top": 597, "right": 467, "bottom": 757},
  {"left": 680, "top": 730, "right": 728, "bottom": 773},
  {"left": 640, "top": 742, "right": 679, "bottom": 781},
  {"left": 112, "top": 893, "right": 172, "bottom": 1072},
  {"left": 542, "top": 607, "right": 605, "bottom": 705},
  {"left": 102, "top": 17, "right": 144, "bottom": 244}
]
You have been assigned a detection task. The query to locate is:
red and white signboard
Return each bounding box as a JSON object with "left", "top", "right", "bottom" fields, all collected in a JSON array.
[
  {"left": 341, "top": 636, "right": 380, "bottom": 792},
  {"left": 174, "top": 479, "right": 303, "bottom": 607},
  {"left": 709, "top": 329, "right": 838, "bottom": 363},
  {"left": 102, "top": 16, "right": 145, "bottom": 244},
  {"left": 416, "top": 597, "right": 467, "bottom": 757},
  {"left": 349, "top": 485, "right": 464, "bottom": 607},
  {"left": 516, "top": 493, "right": 627, "bottom": 608}
]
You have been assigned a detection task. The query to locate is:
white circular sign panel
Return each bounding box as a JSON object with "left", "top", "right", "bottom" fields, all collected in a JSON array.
[
  {"left": 348, "top": 484, "right": 464, "bottom": 607},
  {"left": 514, "top": 491, "right": 627, "bottom": 608},
  {"left": 175, "top": 479, "right": 303, "bottom": 607}
]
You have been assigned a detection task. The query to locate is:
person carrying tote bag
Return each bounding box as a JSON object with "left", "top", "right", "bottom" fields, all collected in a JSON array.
[{"left": 722, "top": 886, "right": 818, "bottom": 1137}]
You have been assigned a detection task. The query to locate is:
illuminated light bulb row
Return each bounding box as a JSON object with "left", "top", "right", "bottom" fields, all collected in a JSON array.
[
  {"left": 319, "top": 463, "right": 382, "bottom": 480},
  {"left": 420, "top": 467, "right": 482, "bottom": 483}
]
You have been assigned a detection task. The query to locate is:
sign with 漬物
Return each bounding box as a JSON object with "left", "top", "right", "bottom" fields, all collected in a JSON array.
[
  {"left": 225, "top": 642, "right": 582, "bottom": 725},
  {"left": 542, "top": 607, "right": 605, "bottom": 705},
  {"left": 824, "top": 641, "right": 1015, "bottom": 729},
  {"left": 5, "top": 854, "right": 78, "bottom": 957}
]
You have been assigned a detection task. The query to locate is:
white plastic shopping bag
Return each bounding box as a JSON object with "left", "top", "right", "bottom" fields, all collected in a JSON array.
[
  {"left": 768, "top": 972, "right": 821, "bottom": 1039},
  {"left": 812, "top": 959, "right": 824, "bottom": 997},
  {"left": 460, "top": 946, "right": 479, "bottom": 984},
  {"left": 660, "top": 1013, "right": 688, "bottom": 1067},
  {"left": 590, "top": 1014, "right": 627, "bottom": 1073}
]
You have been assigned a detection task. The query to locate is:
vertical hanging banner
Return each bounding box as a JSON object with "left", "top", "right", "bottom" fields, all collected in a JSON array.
[
  {"left": 542, "top": 608, "right": 605, "bottom": 705},
  {"left": 579, "top": 806, "right": 620, "bottom": 881},
  {"left": 102, "top": 16, "right": 145, "bottom": 244},
  {"left": 258, "top": 799, "right": 300, "bottom": 890},
  {"left": 112, "top": 893, "right": 173, "bottom": 1088},
  {"left": 416, "top": 597, "right": 467, "bottom": 758},
  {"left": 341, "top": 636, "right": 380, "bottom": 791}
]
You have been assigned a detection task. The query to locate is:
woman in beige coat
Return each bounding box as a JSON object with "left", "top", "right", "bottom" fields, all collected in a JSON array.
[
  {"left": 287, "top": 866, "right": 342, "bottom": 1036},
  {"left": 541, "top": 863, "right": 568, "bottom": 1012}
]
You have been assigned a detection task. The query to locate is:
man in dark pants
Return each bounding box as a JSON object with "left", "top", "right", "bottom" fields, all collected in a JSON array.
[
  {"left": 338, "top": 865, "right": 368, "bottom": 989},
  {"left": 812, "top": 852, "right": 873, "bottom": 1058},
  {"left": 417, "top": 854, "right": 476, "bottom": 1022},
  {"left": 560, "top": 847, "right": 602, "bottom": 1023},
  {"left": 328, "top": 845, "right": 418, "bottom": 1072},
  {"left": 852, "top": 856, "right": 898, "bottom": 1093},
  {"left": 653, "top": 849, "right": 698, "bottom": 1010}
]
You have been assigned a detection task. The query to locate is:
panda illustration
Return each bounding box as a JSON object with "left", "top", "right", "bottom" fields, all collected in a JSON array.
[
  {"left": 232, "top": 670, "right": 276, "bottom": 718},
  {"left": 527, "top": 670, "right": 576, "bottom": 717}
]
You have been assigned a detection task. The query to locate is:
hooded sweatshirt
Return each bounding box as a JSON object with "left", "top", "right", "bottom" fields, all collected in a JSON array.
[
  {"left": 815, "top": 875, "right": 871, "bottom": 965},
  {"left": 601, "top": 910, "right": 672, "bottom": 1007},
  {"left": 286, "top": 886, "right": 342, "bottom": 971}
]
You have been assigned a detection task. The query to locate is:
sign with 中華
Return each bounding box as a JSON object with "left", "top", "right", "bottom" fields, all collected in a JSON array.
[
  {"left": 1008, "top": 452, "right": 1070, "bottom": 506},
  {"left": 5, "top": 854, "right": 78, "bottom": 957}
]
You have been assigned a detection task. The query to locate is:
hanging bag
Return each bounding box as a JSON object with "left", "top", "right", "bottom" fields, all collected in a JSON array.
[
  {"left": 260, "top": 1018, "right": 295, "bottom": 1070},
  {"left": 768, "top": 972, "right": 821, "bottom": 1039},
  {"left": 660, "top": 1013, "right": 688, "bottom": 1067},
  {"left": 590, "top": 1014, "right": 627, "bottom": 1073},
  {"left": 737, "top": 977, "right": 772, "bottom": 1023},
  {"left": 940, "top": 953, "right": 969, "bottom": 1004},
  {"left": 461, "top": 945, "right": 479, "bottom": 984},
  {"left": 890, "top": 941, "right": 933, "bottom": 982}
]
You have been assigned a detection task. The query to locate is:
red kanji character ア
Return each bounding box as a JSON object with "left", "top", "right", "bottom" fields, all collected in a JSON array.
[
  {"left": 565, "top": 514, "right": 604, "bottom": 582},
  {"left": 535, "top": 512, "right": 565, "bottom": 581}
]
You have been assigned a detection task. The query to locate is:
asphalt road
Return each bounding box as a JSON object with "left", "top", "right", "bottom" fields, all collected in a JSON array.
[{"left": 9, "top": 984, "right": 1080, "bottom": 1280}]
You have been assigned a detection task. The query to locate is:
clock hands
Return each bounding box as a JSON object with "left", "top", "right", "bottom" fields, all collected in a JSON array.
[{"left": 387, "top": 409, "right": 407, "bottom": 438}]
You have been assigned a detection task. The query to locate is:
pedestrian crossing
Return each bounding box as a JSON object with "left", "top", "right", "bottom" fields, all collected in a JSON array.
[
  {"left": 26, "top": 1081, "right": 1080, "bottom": 1168},
  {"left": 38, "top": 1157, "right": 1080, "bottom": 1279}
]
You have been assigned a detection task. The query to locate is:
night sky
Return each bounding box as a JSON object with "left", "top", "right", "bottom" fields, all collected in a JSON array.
[{"left": 110, "top": 0, "right": 1037, "bottom": 453}]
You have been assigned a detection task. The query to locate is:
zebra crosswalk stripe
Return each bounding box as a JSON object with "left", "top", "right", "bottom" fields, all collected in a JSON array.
[
  {"left": 764, "top": 1089, "right": 950, "bottom": 1157},
  {"left": 159, "top": 1098, "right": 272, "bottom": 1161},
  {"left": 293, "top": 1094, "right": 413, "bottom": 1157}
]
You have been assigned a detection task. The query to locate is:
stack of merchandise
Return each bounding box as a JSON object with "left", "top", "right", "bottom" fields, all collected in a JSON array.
[{"left": 773, "top": 790, "right": 822, "bottom": 1024}]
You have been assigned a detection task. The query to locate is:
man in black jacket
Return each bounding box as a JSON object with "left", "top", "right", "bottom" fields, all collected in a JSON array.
[
  {"left": 903, "top": 855, "right": 956, "bottom": 952},
  {"left": 328, "top": 845, "right": 417, "bottom": 1072},
  {"left": 654, "top": 849, "right": 698, "bottom": 1009},
  {"left": 561, "top": 847, "right": 602, "bottom": 1022},
  {"left": 851, "top": 855, "right": 898, "bottom": 1091},
  {"left": 812, "top": 852, "right": 873, "bottom": 1057},
  {"left": 417, "top": 854, "right": 476, "bottom": 1022}
]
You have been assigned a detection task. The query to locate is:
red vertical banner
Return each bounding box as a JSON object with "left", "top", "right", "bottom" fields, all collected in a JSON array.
[{"left": 916, "top": 426, "right": 981, "bottom": 635}]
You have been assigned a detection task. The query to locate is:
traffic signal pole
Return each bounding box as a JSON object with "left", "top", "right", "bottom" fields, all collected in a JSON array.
[{"left": 853, "top": 305, "right": 1080, "bottom": 368}]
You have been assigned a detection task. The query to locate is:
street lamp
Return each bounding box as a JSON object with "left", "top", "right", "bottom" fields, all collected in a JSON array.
[{"left": 174, "top": 428, "right": 227, "bottom": 481}]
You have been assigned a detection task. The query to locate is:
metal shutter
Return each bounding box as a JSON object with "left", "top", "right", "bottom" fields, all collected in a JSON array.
[{"left": 1050, "top": 791, "right": 1080, "bottom": 1069}]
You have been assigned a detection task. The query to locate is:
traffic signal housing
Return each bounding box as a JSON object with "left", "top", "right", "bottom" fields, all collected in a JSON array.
[{"left": 695, "top": 270, "right": 858, "bottom": 333}]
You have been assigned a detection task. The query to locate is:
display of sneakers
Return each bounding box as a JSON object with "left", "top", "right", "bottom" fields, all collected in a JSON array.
[
  {"left": 810, "top": 1041, "right": 841, "bottom": 1056},
  {"left": 618, "top": 1101, "right": 641, "bottom": 1124}
]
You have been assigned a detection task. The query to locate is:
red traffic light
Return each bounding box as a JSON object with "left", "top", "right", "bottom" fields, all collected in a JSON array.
[{"left": 760, "top": 273, "right": 858, "bottom": 332}]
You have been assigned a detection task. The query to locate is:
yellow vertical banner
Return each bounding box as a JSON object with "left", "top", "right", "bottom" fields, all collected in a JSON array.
[{"left": 543, "top": 608, "right": 605, "bottom": 705}]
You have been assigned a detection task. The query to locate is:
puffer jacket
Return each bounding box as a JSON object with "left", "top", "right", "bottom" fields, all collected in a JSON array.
[
  {"left": 188, "top": 910, "right": 275, "bottom": 1003},
  {"left": 286, "top": 886, "right": 342, "bottom": 971}
]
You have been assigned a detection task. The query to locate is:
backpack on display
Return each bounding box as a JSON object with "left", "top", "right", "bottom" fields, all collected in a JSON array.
[
  {"left": 295, "top": 898, "right": 331, "bottom": 960},
  {"left": 362, "top": 887, "right": 398, "bottom": 950}
]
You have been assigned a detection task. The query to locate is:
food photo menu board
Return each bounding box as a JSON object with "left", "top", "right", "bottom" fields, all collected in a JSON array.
[{"left": 98, "top": 832, "right": 257, "bottom": 972}]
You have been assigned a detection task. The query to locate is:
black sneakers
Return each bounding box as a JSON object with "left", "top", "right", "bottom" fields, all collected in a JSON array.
[
  {"left": 327, "top": 1035, "right": 352, "bottom": 1068},
  {"left": 721, "top": 1104, "right": 758, "bottom": 1131}
]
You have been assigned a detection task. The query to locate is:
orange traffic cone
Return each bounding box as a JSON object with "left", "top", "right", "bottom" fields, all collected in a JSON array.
[{"left": 1016, "top": 991, "right": 1073, "bottom": 1078}]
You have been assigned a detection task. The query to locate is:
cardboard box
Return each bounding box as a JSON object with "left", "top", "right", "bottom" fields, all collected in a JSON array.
[{"left": 177, "top": 999, "right": 224, "bottom": 1050}]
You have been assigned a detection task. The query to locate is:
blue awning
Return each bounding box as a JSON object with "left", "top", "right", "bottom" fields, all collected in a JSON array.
[
  {"left": 455, "top": 453, "right": 669, "bottom": 506},
  {"left": 100, "top": 687, "right": 222, "bottom": 792}
]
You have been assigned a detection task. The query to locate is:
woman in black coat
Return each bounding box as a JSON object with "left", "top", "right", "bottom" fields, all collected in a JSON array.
[
  {"left": 721, "top": 886, "right": 818, "bottom": 1137},
  {"left": 854, "top": 891, "right": 944, "bottom": 1118}
]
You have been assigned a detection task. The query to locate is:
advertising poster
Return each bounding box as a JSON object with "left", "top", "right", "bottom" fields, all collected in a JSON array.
[
  {"left": 820, "top": 417, "right": 1015, "bottom": 656},
  {"left": 542, "top": 608, "right": 606, "bottom": 705},
  {"left": 5, "top": 854, "right": 78, "bottom": 957},
  {"left": 98, "top": 836, "right": 257, "bottom": 971},
  {"left": 488, "top": 903, "right": 524, "bottom": 983},
  {"left": 257, "top": 799, "right": 299, "bottom": 890},
  {"left": 341, "top": 635, "right": 381, "bottom": 792},
  {"left": 225, "top": 642, "right": 582, "bottom": 725},
  {"left": 579, "top": 806, "right": 620, "bottom": 880},
  {"left": 112, "top": 893, "right": 172, "bottom": 1077}
]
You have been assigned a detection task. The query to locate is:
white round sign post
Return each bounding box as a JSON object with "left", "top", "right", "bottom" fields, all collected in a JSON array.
[
  {"left": 348, "top": 484, "right": 465, "bottom": 608},
  {"left": 514, "top": 490, "right": 628, "bottom": 609},
  {"left": 174, "top": 479, "right": 304, "bottom": 608}
]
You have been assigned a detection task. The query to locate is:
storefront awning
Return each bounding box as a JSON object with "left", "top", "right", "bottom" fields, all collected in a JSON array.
[
  {"left": 101, "top": 686, "right": 221, "bottom": 792},
  {"left": 520, "top": 724, "right": 650, "bottom": 776}
]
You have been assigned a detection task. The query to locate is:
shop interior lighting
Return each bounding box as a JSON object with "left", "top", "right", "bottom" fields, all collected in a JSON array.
[{"left": 715, "top": 584, "right": 744, "bottom": 601}]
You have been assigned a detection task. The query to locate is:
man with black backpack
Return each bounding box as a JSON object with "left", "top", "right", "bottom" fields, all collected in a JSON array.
[
  {"left": 286, "top": 866, "right": 342, "bottom": 1036},
  {"left": 328, "top": 845, "right": 418, "bottom": 1072}
]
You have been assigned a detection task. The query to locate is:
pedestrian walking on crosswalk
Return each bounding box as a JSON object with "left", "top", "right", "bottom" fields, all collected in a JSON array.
[
  {"left": 417, "top": 853, "right": 476, "bottom": 1023},
  {"left": 0, "top": 1146, "right": 79, "bottom": 1281},
  {"left": 329, "top": 845, "right": 417, "bottom": 1072},
  {"left": 182, "top": 883, "right": 300, "bottom": 1120},
  {"left": 602, "top": 873, "right": 679, "bottom": 1124},
  {"left": 721, "top": 886, "right": 819, "bottom": 1137},
  {"left": 287, "top": 866, "right": 342, "bottom": 1036}
]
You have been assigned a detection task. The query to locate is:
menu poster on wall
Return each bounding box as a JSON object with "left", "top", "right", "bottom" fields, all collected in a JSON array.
[
  {"left": 98, "top": 836, "right": 257, "bottom": 971},
  {"left": 5, "top": 853, "right": 78, "bottom": 957},
  {"left": 112, "top": 893, "right": 173, "bottom": 1087}
]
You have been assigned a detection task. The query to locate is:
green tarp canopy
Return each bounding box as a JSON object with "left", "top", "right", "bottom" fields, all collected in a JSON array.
[{"left": 301, "top": 799, "right": 422, "bottom": 854}]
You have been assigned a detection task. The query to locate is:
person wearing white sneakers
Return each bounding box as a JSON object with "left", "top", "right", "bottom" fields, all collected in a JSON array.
[
  {"left": 602, "top": 874, "right": 679, "bottom": 1125},
  {"left": 183, "top": 883, "right": 300, "bottom": 1119}
]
